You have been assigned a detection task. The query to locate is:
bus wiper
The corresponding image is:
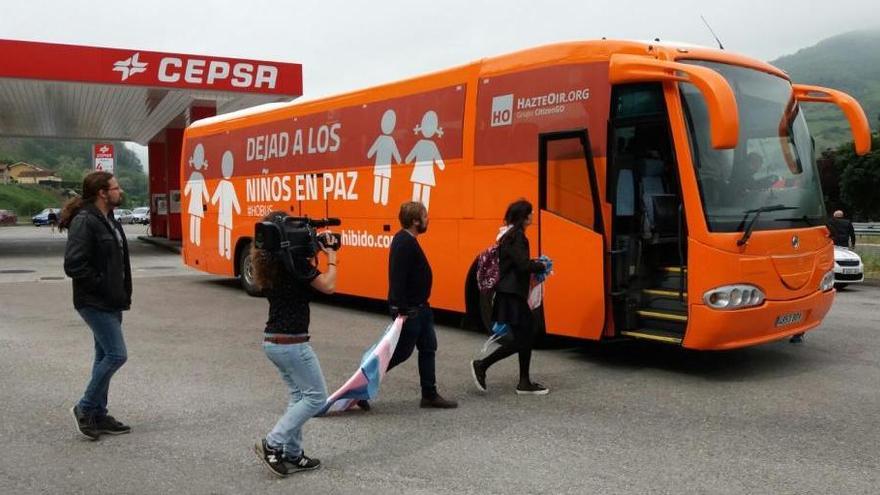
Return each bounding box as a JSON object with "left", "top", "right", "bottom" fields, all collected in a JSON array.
[{"left": 736, "top": 204, "right": 798, "bottom": 246}]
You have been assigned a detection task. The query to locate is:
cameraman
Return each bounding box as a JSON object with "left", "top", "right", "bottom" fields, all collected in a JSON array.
[{"left": 252, "top": 212, "right": 337, "bottom": 477}]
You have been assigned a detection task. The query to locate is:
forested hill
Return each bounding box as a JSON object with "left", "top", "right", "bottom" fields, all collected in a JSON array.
[
  {"left": 0, "top": 138, "right": 147, "bottom": 206},
  {"left": 770, "top": 29, "right": 880, "bottom": 151}
]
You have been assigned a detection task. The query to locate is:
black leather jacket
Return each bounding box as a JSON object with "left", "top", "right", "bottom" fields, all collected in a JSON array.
[
  {"left": 495, "top": 228, "right": 544, "bottom": 299},
  {"left": 64, "top": 205, "right": 132, "bottom": 311}
]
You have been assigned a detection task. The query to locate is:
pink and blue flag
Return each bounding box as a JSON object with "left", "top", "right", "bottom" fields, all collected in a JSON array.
[{"left": 317, "top": 316, "right": 405, "bottom": 415}]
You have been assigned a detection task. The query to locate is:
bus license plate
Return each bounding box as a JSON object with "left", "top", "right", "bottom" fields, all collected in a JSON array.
[{"left": 775, "top": 312, "right": 803, "bottom": 327}]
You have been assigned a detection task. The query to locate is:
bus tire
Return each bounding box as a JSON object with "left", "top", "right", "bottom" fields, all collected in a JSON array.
[
  {"left": 465, "top": 260, "right": 493, "bottom": 334},
  {"left": 237, "top": 241, "right": 261, "bottom": 297}
]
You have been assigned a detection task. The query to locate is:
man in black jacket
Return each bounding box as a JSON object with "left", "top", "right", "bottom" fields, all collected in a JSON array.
[
  {"left": 61, "top": 171, "right": 133, "bottom": 440},
  {"left": 827, "top": 210, "right": 856, "bottom": 248},
  {"left": 383, "top": 201, "right": 457, "bottom": 409}
]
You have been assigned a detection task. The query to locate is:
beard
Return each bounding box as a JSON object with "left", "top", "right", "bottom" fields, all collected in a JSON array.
[
  {"left": 416, "top": 220, "right": 428, "bottom": 234},
  {"left": 110, "top": 195, "right": 124, "bottom": 207}
]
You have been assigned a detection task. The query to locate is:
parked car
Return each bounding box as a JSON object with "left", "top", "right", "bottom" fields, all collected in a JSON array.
[
  {"left": 833, "top": 245, "right": 864, "bottom": 289},
  {"left": 32, "top": 208, "right": 61, "bottom": 226},
  {"left": 0, "top": 209, "right": 17, "bottom": 226},
  {"left": 130, "top": 207, "right": 150, "bottom": 225},
  {"left": 113, "top": 208, "right": 133, "bottom": 224}
]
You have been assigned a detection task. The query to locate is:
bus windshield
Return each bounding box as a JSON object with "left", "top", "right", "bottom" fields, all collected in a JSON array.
[{"left": 679, "top": 61, "right": 826, "bottom": 232}]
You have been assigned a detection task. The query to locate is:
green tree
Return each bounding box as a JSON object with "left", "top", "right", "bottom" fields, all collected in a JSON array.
[{"left": 838, "top": 134, "right": 880, "bottom": 220}]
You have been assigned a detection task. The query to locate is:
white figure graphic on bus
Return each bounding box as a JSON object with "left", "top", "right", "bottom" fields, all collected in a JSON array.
[
  {"left": 183, "top": 144, "right": 210, "bottom": 246},
  {"left": 367, "top": 109, "right": 402, "bottom": 206},
  {"left": 405, "top": 110, "right": 445, "bottom": 210},
  {"left": 211, "top": 150, "right": 241, "bottom": 260}
]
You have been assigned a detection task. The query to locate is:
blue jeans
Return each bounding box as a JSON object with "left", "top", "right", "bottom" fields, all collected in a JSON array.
[
  {"left": 264, "top": 342, "right": 328, "bottom": 459},
  {"left": 77, "top": 307, "right": 127, "bottom": 417}
]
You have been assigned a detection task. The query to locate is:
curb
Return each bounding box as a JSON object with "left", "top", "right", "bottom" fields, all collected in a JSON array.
[{"left": 137, "top": 235, "right": 182, "bottom": 254}]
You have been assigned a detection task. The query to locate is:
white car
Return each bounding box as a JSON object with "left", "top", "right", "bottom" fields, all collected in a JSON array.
[
  {"left": 130, "top": 207, "right": 150, "bottom": 225},
  {"left": 833, "top": 246, "right": 864, "bottom": 288},
  {"left": 113, "top": 209, "right": 133, "bottom": 224}
]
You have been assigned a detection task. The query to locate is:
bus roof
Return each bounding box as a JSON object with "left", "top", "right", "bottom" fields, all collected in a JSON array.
[{"left": 188, "top": 39, "right": 788, "bottom": 135}]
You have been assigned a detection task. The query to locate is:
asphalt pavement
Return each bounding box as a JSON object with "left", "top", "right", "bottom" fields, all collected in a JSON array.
[{"left": 1, "top": 225, "right": 878, "bottom": 494}]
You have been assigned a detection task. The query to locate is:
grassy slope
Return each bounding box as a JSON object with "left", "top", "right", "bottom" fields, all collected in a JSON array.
[{"left": 0, "top": 184, "right": 66, "bottom": 220}]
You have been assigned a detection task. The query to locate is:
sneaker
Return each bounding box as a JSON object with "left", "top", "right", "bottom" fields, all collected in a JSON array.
[
  {"left": 255, "top": 439, "right": 288, "bottom": 477},
  {"left": 516, "top": 382, "right": 550, "bottom": 395},
  {"left": 70, "top": 405, "right": 99, "bottom": 441},
  {"left": 283, "top": 453, "right": 321, "bottom": 473},
  {"left": 789, "top": 333, "right": 804, "bottom": 344},
  {"left": 420, "top": 394, "right": 458, "bottom": 409},
  {"left": 94, "top": 415, "right": 131, "bottom": 435},
  {"left": 356, "top": 399, "right": 371, "bottom": 411},
  {"left": 471, "top": 360, "right": 487, "bottom": 392}
]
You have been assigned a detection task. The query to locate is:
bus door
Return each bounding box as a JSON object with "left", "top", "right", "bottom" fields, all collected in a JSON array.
[
  {"left": 537, "top": 130, "right": 606, "bottom": 340},
  {"left": 607, "top": 84, "right": 687, "bottom": 344}
]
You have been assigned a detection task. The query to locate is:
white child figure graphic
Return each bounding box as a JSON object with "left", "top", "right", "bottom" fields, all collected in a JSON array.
[
  {"left": 210, "top": 151, "right": 241, "bottom": 260},
  {"left": 183, "top": 144, "right": 210, "bottom": 246},
  {"left": 405, "top": 110, "right": 445, "bottom": 210},
  {"left": 367, "top": 109, "right": 402, "bottom": 206}
]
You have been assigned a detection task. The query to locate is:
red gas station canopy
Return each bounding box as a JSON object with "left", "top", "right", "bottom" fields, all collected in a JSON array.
[{"left": 0, "top": 39, "right": 303, "bottom": 144}]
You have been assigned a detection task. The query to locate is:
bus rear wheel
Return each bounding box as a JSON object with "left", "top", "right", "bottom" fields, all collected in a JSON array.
[{"left": 238, "top": 242, "right": 261, "bottom": 297}]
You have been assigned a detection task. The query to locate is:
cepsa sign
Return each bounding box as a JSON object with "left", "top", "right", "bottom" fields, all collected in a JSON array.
[
  {"left": 93, "top": 143, "right": 114, "bottom": 174},
  {"left": 156, "top": 57, "right": 279, "bottom": 90},
  {"left": 109, "top": 51, "right": 301, "bottom": 94},
  {"left": 0, "top": 40, "right": 302, "bottom": 97}
]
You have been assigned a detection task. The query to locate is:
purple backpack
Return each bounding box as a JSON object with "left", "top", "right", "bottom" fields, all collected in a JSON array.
[{"left": 476, "top": 244, "right": 500, "bottom": 293}]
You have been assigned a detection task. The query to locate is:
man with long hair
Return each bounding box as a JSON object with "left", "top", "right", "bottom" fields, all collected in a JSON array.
[{"left": 60, "top": 171, "right": 133, "bottom": 440}]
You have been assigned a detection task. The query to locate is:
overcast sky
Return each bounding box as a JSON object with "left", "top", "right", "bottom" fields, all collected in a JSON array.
[{"left": 3, "top": 0, "right": 878, "bottom": 169}]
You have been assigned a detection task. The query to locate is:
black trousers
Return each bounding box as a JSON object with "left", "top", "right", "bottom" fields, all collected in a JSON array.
[
  {"left": 387, "top": 306, "right": 437, "bottom": 398},
  {"left": 481, "top": 295, "right": 535, "bottom": 381}
]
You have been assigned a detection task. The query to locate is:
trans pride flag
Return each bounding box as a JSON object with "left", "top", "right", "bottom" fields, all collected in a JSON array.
[{"left": 316, "top": 316, "right": 405, "bottom": 416}]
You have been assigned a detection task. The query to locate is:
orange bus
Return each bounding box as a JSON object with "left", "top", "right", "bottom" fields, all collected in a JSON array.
[{"left": 179, "top": 40, "right": 872, "bottom": 350}]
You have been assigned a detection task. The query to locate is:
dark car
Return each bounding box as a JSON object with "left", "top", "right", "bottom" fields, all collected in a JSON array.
[
  {"left": 32, "top": 208, "right": 61, "bottom": 226},
  {"left": 0, "top": 209, "right": 17, "bottom": 226}
]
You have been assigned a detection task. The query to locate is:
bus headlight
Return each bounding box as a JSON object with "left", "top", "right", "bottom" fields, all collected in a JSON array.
[
  {"left": 820, "top": 270, "right": 835, "bottom": 292},
  {"left": 703, "top": 284, "right": 765, "bottom": 310}
]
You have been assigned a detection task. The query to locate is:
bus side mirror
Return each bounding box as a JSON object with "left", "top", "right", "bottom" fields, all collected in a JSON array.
[
  {"left": 793, "top": 84, "right": 872, "bottom": 155},
  {"left": 609, "top": 54, "right": 739, "bottom": 150}
]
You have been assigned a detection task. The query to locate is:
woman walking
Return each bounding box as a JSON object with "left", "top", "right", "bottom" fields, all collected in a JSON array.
[
  {"left": 252, "top": 212, "right": 339, "bottom": 477},
  {"left": 471, "top": 199, "right": 549, "bottom": 395}
]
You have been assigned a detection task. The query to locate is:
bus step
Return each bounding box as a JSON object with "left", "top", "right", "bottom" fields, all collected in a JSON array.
[
  {"left": 642, "top": 288, "right": 688, "bottom": 300},
  {"left": 660, "top": 266, "right": 687, "bottom": 274},
  {"left": 654, "top": 269, "right": 688, "bottom": 291},
  {"left": 636, "top": 309, "right": 688, "bottom": 323},
  {"left": 621, "top": 329, "right": 683, "bottom": 345},
  {"left": 640, "top": 297, "right": 687, "bottom": 313}
]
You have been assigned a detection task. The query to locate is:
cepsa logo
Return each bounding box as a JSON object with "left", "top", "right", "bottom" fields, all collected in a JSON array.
[{"left": 112, "top": 52, "right": 280, "bottom": 89}]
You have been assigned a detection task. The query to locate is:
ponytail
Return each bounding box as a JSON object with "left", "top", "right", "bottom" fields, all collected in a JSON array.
[{"left": 58, "top": 197, "right": 85, "bottom": 231}]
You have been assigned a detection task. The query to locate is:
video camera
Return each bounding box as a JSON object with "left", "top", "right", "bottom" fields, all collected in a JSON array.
[{"left": 254, "top": 214, "right": 342, "bottom": 278}]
